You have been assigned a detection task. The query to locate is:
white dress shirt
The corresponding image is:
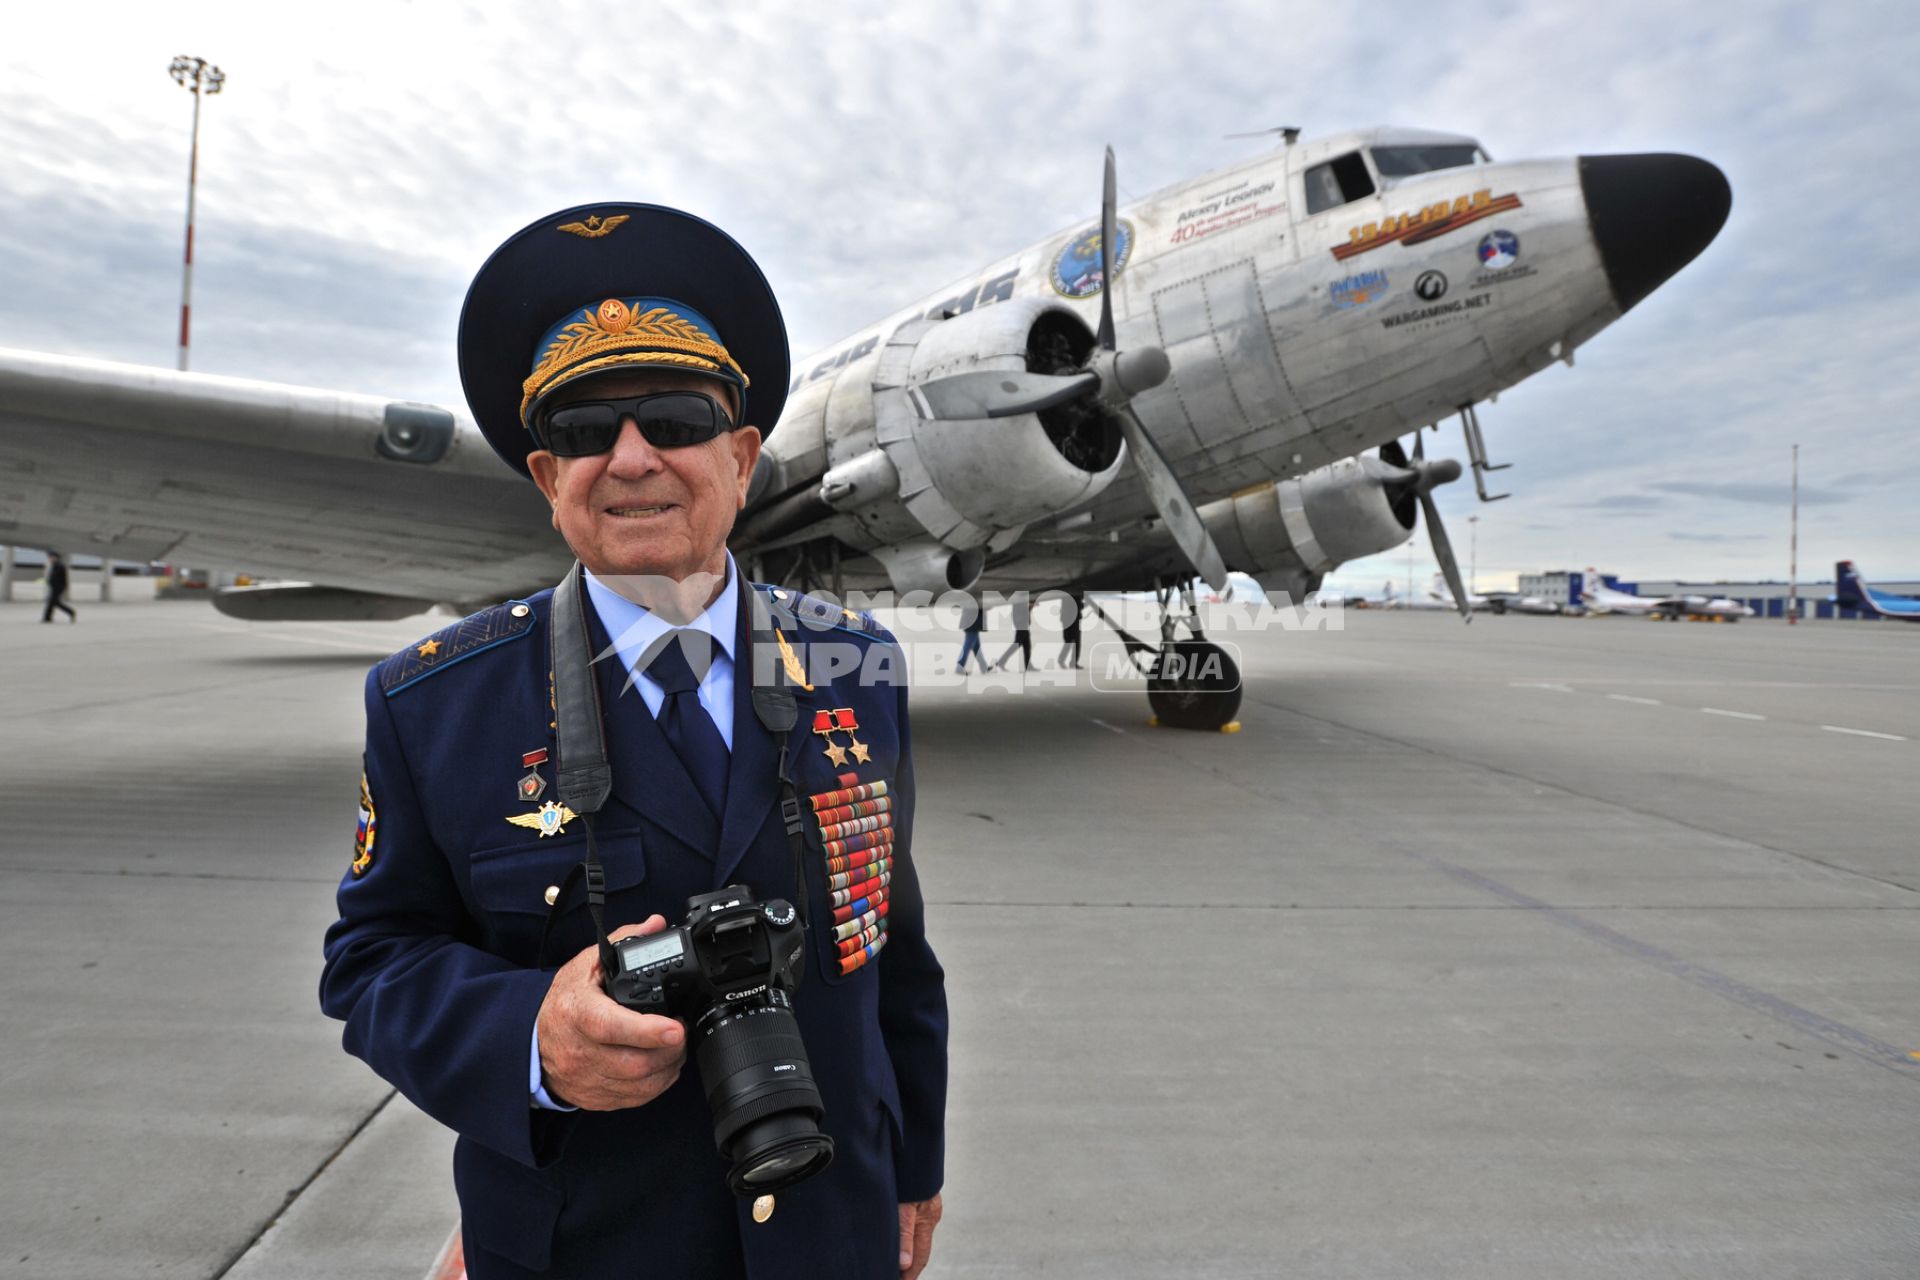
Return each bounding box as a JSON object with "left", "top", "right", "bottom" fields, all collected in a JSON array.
[
  {"left": 581, "top": 558, "right": 739, "bottom": 747},
  {"left": 531, "top": 555, "right": 741, "bottom": 1110}
]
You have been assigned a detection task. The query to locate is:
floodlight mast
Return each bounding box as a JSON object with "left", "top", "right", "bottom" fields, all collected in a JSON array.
[{"left": 168, "top": 56, "right": 225, "bottom": 372}]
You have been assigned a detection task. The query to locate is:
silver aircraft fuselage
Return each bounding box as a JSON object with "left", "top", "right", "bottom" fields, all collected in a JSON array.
[{"left": 762, "top": 125, "right": 1727, "bottom": 590}]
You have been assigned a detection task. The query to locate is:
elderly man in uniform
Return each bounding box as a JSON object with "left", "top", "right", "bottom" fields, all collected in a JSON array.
[{"left": 321, "top": 205, "right": 948, "bottom": 1279}]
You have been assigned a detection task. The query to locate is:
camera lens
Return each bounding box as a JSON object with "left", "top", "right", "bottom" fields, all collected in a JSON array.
[{"left": 693, "top": 989, "right": 835, "bottom": 1196}]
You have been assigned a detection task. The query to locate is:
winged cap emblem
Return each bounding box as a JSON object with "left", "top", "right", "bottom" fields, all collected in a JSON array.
[{"left": 557, "top": 214, "right": 631, "bottom": 239}]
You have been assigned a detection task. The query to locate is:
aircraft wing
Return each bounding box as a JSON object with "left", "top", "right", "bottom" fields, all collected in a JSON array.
[{"left": 0, "top": 348, "right": 567, "bottom": 605}]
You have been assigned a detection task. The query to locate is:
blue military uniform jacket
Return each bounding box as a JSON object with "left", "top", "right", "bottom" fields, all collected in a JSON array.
[{"left": 320, "top": 579, "right": 947, "bottom": 1279}]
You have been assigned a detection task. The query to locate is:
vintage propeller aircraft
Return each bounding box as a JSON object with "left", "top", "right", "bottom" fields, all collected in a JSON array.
[{"left": 0, "top": 126, "right": 1729, "bottom": 728}]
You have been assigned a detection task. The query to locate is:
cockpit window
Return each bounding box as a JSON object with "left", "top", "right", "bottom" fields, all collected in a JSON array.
[
  {"left": 1303, "top": 152, "right": 1377, "bottom": 215},
  {"left": 1370, "top": 144, "right": 1487, "bottom": 177}
]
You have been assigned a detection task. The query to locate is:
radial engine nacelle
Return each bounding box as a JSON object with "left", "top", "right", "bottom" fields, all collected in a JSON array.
[
  {"left": 872, "top": 297, "right": 1129, "bottom": 547},
  {"left": 745, "top": 298, "right": 1141, "bottom": 595},
  {"left": 1199, "top": 454, "right": 1431, "bottom": 602}
]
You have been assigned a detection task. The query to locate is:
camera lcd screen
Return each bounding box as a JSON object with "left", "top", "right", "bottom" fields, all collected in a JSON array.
[{"left": 622, "top": 933, "right": 685, "bottom": 969}]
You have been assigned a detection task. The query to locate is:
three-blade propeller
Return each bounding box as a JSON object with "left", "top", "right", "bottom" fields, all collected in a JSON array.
[
  {"left": 911, "top": 146, "right": 1230, "bottom": 592},
  {"left": 1380, "top": 434, "right": 1471, "bottom": 620}
]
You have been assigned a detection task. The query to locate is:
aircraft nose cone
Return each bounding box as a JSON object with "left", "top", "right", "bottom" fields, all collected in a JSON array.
[{"left": 1579, "top": 153, "right": 1731, "bottom": 313}]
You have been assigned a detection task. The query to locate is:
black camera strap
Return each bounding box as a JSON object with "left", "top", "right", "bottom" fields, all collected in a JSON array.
[
  {"left": 539, "top": 564, "right": 814, "bottom": 969},
  {"left": 747, "top": 587, "right": 810, "bottom": 934},
  {"left": 540, "top": 562, "right": 617, "bottom": 974}
]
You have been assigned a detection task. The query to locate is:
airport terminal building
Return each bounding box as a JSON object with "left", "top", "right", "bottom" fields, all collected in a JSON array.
[{"left": 1518, "top": 570, "right": 1920, "bottom": 620}]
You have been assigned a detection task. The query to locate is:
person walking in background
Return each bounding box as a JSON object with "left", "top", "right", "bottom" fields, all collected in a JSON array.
[
  {"left": 1056, "top": 593, "right": 1083, "bottom": 669},
  {"left": 41, "top": 551, "right": 75, "bottom": 624},
  {"left": 956, "top": 596, "right": 989, "bottom": 674},
  {"left": 992, "top": 593, "right": 1032, "bottom": 672}
]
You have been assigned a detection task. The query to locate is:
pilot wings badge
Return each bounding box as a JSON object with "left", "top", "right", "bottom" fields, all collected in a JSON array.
[
  {"left": 556, "top": 214, "right": 631, "bottom": 239},
  {"left": 507, "top": 800, "right": 579, "bottom": 837}
]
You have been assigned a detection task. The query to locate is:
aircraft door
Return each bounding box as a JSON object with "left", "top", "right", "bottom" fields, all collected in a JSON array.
[{"left": 1125, "top": 261, "right": 1309, "bottom": 490}]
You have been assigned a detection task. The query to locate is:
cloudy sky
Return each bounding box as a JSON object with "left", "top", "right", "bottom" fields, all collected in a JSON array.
[{"left": 3, "top": 0, "right": 1913, "bottom": 591}]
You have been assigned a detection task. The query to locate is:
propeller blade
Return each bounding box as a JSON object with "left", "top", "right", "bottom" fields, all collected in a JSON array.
[
  {"left": 1098, "top": 146, "right": 1118, "bottom": 351},
  {"left": 1418, "top": 487, "right": 1472, "bottom": 622},
  {"left": 1113, "top": 403, "right": 1229, "bottom": 593},
  {"left": 1406, "top": 431, "right": 1470, "bottom": 620},
  {"left": 908, "top": 368, "right": 1100, "bottom": 421}
]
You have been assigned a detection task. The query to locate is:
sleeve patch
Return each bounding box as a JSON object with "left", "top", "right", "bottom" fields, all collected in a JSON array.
[
  {"left": 377, "top": 599, "right": 537, "bottom": 695},
  {"left": 351, "top": 770, "right": 377, "bottom": 877}
]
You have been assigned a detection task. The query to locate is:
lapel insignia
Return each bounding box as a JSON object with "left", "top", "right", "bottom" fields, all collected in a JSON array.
[
  {"left": 808, "top": 770, "right": 894, "bottom": 975},
  {"left": 507, "top": 800, "right": 577, "bottom": 837},
  {"left": 774, "top": 628, "right": 814, "bottom": 691}
]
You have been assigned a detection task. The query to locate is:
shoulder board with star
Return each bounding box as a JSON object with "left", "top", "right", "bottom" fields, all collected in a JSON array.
[
  {"left": 755, "top": 584, "right": 892, "bottom": 642},
  {"left": 377, "top": 599, "right": 538, "bottom": 696}
]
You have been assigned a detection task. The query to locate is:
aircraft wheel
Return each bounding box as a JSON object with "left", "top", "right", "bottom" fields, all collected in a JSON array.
[{"left": 1147, "top": 640, "right": 1243, "bottom": 730}]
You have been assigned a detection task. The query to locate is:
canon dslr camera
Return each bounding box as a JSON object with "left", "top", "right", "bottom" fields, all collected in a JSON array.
[{"left": 604, "top": 885, "right": 834, "bottom": 1195}]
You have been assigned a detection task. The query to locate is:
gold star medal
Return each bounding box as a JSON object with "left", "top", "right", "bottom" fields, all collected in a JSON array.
[
  {"left": 834, "top": 708, "right": 872, "bottom": 764},
  {"left": 507, "top": 801, "right": 577, "bottom": 837},
  {"left": 812, "top": 709, "right": 849, "bottom": 767}
]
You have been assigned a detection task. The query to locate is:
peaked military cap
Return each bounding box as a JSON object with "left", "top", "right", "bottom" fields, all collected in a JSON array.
[{"left": 458, "top": 202, "right": 791, "bottom": 478}]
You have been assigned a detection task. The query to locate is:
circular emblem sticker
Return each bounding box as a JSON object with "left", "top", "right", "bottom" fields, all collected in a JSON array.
[
  {"left": 1477, "top": 229, "right": 1520, "bottom": 271},
  {"left": 1414, "top": 270, "right": 1449, "bottom": 302},
  {"left": 1051, "top": 219, "right": 1135, "bottom": 299}
]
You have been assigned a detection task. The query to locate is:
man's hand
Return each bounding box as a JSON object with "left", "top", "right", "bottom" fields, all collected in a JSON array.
[
  {"left": 897, "top": 1194, "right": 942, "bottom": 1278},
  {"left": 536, "top": 917, "right": 688, "bottom": 1111}
]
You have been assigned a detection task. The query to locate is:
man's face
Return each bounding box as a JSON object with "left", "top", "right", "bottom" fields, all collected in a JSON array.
[{"left": 526, "top": 369, "right": 761, "bottom": 584}]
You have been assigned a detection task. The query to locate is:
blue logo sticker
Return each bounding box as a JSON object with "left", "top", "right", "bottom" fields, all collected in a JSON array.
[
  {"left": 1330, "top": 269, "right": 1390, "bottom": 310},
  {"left": 1477, "top": 229, "right": 1520, "bottom": 270},
  {"left": 1051, "top": 219, "right": 1135, "bottom": 299}
]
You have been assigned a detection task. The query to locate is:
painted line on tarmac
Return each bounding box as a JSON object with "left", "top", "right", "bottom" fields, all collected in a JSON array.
[
  {"left": 1243, "top": 693, "right": 1920, "bottom": 895},
  {"left": 1085, "top": 717, "right": 1128, "bottom": 736},
  {"left": 1520, "top": 682, "right": 1906, "bottom": 742},
  {"left": 1821, "top": 724, "right": 1908, "bottom": 742},
  {"left": 190, "top": 621, "right": 390, "bottom": 653},
  {"left": 1402, "top": 848, "right": 1920, "bottom": 1081}
]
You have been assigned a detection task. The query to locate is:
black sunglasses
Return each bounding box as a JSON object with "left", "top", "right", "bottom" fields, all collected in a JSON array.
[{"left": 535, "top": 391, "right": 736, "bottom": 456}]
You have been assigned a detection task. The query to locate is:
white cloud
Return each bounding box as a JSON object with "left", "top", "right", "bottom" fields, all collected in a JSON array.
[{"left": 5, "top": 0, "right": 1915, "bottom": 583}]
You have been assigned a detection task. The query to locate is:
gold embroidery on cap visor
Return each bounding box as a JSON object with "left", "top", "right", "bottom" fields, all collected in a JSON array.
[{"left": 519, "top": 300, "right": 750, "bottom": 427}]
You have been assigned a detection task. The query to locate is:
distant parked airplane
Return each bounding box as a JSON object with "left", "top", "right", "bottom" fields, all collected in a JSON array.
[
  {"left": 1581, "top": 568, "right": 1755, "bottom": 622},
  {"left": 1833, "top": 560, "right": 1920, "bottom": 623}
]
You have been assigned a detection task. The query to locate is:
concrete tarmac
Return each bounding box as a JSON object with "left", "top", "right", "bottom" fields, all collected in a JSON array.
[{"left": 3, "top": 602, "right": 1916, "bottom": 1278}]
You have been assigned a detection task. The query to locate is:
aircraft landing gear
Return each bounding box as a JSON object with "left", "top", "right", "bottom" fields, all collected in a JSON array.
[
  {"left": 1148, "top": 638, "right": 1243, "bottom": 730},
  {"left": 1090, "top": 582, "right": 1243, "bottom": 731}
]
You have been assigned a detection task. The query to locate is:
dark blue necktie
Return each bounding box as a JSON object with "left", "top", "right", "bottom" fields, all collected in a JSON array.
[{"left": 644, "top": 631, "right": 730, "bottom": 818}]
